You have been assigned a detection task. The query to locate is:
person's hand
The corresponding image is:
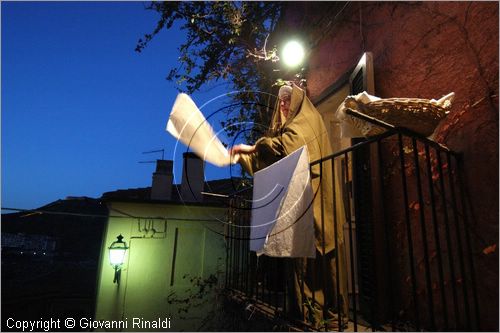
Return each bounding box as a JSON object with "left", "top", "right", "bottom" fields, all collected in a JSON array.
[
  {"left": 229, "top": 144, "right": 256, "bottom": 155},
  {"left": 228, "top": 144, "right": 255, "bottom": 164}
]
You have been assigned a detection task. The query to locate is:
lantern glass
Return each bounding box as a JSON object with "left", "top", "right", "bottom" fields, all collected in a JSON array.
[
  {"left": 108, "top": 234, "right": 128, "bottom": 267},
  {"left": 109, "top": 247, "right": 127, "bottom": 266}
]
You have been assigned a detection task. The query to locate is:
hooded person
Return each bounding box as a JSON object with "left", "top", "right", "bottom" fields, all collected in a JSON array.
[{"left": 230, "top": 84, "right": 349, "bottom": 329}]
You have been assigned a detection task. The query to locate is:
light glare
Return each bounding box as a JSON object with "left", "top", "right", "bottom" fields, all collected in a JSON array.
[
  {"left": 282, "top": 41, "right": 305, "bottom": 67},
  {"left": 109, "top": 248, "right": 126, "bottom": 266}
]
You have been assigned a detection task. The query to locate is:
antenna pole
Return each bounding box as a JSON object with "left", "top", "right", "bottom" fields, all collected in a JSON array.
[{"left": 140, "top": 149, "right": 165, "bottom": 164}]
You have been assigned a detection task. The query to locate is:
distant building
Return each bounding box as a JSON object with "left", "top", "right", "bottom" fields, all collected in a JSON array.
[{"left": 1, "top": 232, "right": 57, "bottom": 256}]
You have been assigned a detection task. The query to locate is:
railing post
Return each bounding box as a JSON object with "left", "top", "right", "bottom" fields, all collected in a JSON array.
[
  {"left": 343, "top": 152, "right": 358, "bottom": 331},
  {"left": 424, "top": 144, "right": 449, "bottom": 330},
  {"left": 397, "top": 134, "right": 421, "bottom": 330},
  {"left": 436, "top": 150, "right": 460, "bottom": 330},
  {"left": 411, "top": 137, "right": 436, "bottom": 330},
  {"left": 377, "top": 139, "right": 396, "bottom": 331},
  {"left": 331, "top": 158, "right": 343, "bottom": 331},
  {"left": 227, "top": 198, "right": 234, "bottom": 290},
  {"left": 319, "top": 161, "right": 328, "bottom": 332}
]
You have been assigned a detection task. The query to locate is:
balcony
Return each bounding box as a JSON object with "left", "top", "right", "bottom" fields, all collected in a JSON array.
[{"left": 224, "top": 110, "right": 479, "bottom": 331}]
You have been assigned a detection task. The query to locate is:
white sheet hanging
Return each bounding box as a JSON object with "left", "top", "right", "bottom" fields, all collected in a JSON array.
[{"left": 250, "top": 146, "right": 315, "bottom": 258}]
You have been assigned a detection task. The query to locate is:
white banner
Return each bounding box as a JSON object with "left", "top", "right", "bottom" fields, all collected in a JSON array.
[{"left": 166, "top": 93, "right": 232, "bottom": 167}]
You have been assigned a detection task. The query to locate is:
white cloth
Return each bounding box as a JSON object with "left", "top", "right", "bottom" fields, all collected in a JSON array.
[
  {"left": 250, "top": 146, "right": 315, "bottom": 258},
  {"left": 166, "top": 93, "right": 232, "bottom": 167},
  {"left": 334, "top": 91, "right": 381, "bottom": 137}
]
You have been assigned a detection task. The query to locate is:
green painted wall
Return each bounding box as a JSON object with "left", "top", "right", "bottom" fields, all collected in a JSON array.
[{"left": 94, "top": 202, "right": 227, "bottom": 331}]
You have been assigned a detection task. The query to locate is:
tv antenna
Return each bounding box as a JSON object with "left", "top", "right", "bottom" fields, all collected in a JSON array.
[{"left": 139, "top": 149, "right": 165, "bottom": 163}]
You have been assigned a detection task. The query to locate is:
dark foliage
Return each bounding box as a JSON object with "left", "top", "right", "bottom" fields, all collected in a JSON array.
[{"left": 136, "top": 1, "right": 285, "bottom": 139}]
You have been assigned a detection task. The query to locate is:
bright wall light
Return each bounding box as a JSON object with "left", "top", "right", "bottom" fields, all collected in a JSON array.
[
  {"left": 282, "top": 40, "right": 305, "bottom": 68},
  {"left": 108, "top": 234, "right": 128, "bottom": 284}
]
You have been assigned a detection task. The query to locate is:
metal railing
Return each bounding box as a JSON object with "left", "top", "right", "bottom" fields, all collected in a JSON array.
[{"left": 225, "top": 109, "right": 479, "bottom": 331}]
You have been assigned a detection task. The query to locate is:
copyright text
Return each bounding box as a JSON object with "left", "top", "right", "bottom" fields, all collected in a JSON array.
[{"left": 5, "top": 317, "right": 173, "bottom": 331}]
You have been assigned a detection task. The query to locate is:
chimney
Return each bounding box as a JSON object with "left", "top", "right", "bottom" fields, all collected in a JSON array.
[
  {"left": 180, "top": 152, "right": 204, "bottom": 203},
  {"left": 151, "top": 160, "right": 173, "bottom": 201}
]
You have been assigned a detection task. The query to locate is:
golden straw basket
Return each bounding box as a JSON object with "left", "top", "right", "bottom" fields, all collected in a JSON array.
[{"left": 344, "top": 97, "right": 451, "bottom": 137}]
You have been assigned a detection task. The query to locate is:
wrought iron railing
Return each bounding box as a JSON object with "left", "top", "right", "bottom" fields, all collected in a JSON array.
[{"left": 225, "top": 109, "right": 479, "bottom": 331}]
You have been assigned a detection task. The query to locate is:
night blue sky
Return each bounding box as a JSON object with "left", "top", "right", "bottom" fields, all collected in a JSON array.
[{"left": 2, "top": 2, "right": 240, "bottom": 210}]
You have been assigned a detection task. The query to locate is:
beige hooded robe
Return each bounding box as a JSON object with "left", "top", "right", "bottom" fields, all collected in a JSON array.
[{"left": 238, "top": 84, "right": 345, "bottom": 255}]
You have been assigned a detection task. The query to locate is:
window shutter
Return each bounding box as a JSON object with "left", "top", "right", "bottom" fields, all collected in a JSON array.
[{"left": 349, "top": 52, "right": 381, "bottom": 324}]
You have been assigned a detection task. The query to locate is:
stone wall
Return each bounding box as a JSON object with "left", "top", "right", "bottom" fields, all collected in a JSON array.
[{"left": 280, "top": 2, "right": 498, "bottom": 330}]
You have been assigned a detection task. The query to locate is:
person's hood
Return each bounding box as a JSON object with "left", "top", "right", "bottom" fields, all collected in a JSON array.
[{"left": 268, "top": 84, "right": 306, "bottom": 135}]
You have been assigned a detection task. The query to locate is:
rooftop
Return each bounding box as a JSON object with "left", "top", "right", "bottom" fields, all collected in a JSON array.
[{"left": 100, "top": 177, "right": 252, "bottom": 206}]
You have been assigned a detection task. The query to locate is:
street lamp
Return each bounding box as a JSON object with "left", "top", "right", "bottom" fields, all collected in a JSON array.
[
  {"left": 108, "top": 234, "right": 128, "bottom": 285},
  {"left": 281, "top": 40, "right": 305, "bottom": 68}
]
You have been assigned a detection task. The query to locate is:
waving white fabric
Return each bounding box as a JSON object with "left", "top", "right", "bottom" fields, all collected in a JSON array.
[
  {"left": 166, "top": 93, "right": 232, "bottom": 167},
  {"left": 250, "top": 146, "right": 315, "bottom": 258}
]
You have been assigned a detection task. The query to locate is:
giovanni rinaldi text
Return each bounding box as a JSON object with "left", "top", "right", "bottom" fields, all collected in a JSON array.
[{"left": 6, "top": 317, "right": 172, "bottom": 331}]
